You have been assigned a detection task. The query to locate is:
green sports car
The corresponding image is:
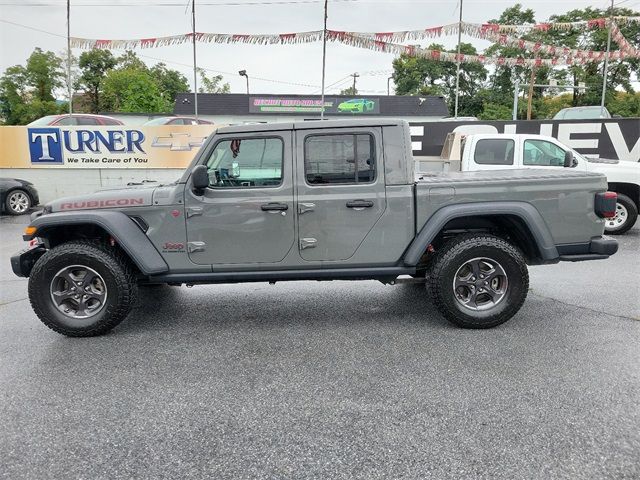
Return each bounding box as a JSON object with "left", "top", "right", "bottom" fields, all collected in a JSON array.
[{"left": 337, "top": 99, "right": 375, "bottom": 113}]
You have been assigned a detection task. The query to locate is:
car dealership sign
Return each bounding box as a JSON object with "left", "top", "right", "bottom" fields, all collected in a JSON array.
[
  {"left": 409, "top": 119, "right": 640, "bottom": 162},
  {"left": 0, "top": 125, "right": 217, "bottom": 169},
  {"left": 249, "top": 96, "right": 381, "bottom": 114}
]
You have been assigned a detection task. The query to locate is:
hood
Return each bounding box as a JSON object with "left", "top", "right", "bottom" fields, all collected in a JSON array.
[
  {"left": 46, "top": 184, "right": 157, "bottom": 213},
  {"left": 586, "top": 158, "right": 640, "bottom": 184}
]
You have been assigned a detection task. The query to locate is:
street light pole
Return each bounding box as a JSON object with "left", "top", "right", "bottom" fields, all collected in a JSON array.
[
  {"left": 239, "top": 70, "right": 249, "bottom": 94},
  {"left": 67, "top": 0, "right": 72, "bottom": 116},
  {"left": 600, "top": 0, "right": 614, "bottom": 114},
  {"left": 320, "top": 0, "right": 328, "bottom": 120},
  {"left": 453, "top": 0, "right": 463, "bottom": 119},
  {"left": 191, "top": 0, "right": 198, "bottom": 120},
  {"left": 351, "top": 72, "right": 359, "bottom": 93},
  {"left": 387, "top": 76, "right": 393, "bottom": 96}
]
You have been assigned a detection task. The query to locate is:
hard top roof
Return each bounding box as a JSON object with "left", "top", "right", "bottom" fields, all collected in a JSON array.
[{"left": 217, "top": 118, "right": 409, "bottom": 134}]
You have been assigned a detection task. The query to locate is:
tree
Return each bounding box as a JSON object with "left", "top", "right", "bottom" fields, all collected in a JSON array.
[
  {"left": 101, "top": 68, "right": 172, "bottom": 112},
  {"left": 0, "top": 65, "right": 28, "bottom": 124},
  {"left": 151, "top": 63, "right": 190, "bottom": 103},
  {"left": 0, "top": 49, "right": 66, "bottom": 125},
  {"left": 197, "top": 68, "right": 230, "bottom": 93},
  {"left": 392, "top": 42, "right": 487, "bottom": 116},
  {"left": 339, "top": 86, "right": 358, "bottom": 95},
  {"left": 24, "top": 48, "right": 64, "bottom": 102},
  {"left": 77, "top": 49, "right": 117, "bottom": 113},
  {"left": 117, "top": 50, "right": 147, "bottom": 71}
]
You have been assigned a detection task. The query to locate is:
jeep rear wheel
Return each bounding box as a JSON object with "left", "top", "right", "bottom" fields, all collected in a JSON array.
[
  {"left": 28, "top": 241, "right": 137, "bottom": 337},
  {"left": 426, "top": 234, "right": 528, "bottom": 329}
]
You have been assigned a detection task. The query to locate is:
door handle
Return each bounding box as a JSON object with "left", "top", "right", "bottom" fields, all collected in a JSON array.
[
  {"left": 346, "top": 200, "right": 374, "bottom": 209},
  {"left": 261, "top": 202, "right": 289, "bottom": 212}
]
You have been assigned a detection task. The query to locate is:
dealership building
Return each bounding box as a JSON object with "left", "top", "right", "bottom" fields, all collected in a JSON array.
[{"left": 171, "top": 93, "right": 450, "bottom": 124}]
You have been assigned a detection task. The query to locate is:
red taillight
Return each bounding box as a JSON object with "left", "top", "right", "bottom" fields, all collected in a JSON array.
[{"left": 595, "top": 191, "right": 617, "bottom": 218}]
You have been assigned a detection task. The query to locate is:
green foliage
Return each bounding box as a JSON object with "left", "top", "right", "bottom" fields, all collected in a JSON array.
[
  {"left": 77, "top": 49, "right": 117, "bottom": 113},
  {"left": 608, "top": 91, "right": 640, "bottom": 117},
  {"left": 101, "top": 68, "right": 171, "bottom": 113},
  {"left": 197, "top": 68, "right": 230, "bottom": 93},
  {"left": 391, "top": 4, "right": 639, "bottom": 119},
  {"left": 151, "top": 63, "right": 190, "bottom": 104},
  {"left": 392, "top": 42, "right": 486, "bottom": 116},
  {"left": 0, "top": 49, "right": 65, "bottom": 125},
  {"left": 117, "top": 50, "right": 148, "bottom": 71},
  {"left": 339, "top": 86, "right": 358, "bottom": 95},
  {"left": 477, "top": 102, "right": 512, "bottom": 120}
]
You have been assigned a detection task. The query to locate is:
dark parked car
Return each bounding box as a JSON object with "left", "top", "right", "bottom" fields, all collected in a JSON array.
[
  {"left": 143, "top": 116, "right": 213, "bottom": 126},
  {"left": 1, "top": 178, "right": 39, "bottom": 215},
  {"left": 27, "top": 114, "right": 124, "bottom": 126}
]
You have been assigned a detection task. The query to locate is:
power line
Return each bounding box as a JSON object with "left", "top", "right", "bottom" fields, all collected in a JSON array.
[
  {"left": 0, "top": 18, "right": 321, "bottom": 89},
  {"left": 0, "top": 0, "right": 360, "bottom": 5}
]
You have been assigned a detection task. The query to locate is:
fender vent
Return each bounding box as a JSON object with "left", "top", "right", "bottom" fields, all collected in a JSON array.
[{"left": 129, "top": 216, "right": 149, "bottom": 232}]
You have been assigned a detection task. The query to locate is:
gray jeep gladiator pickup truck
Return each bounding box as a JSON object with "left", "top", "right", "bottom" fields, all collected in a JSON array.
[{"left": 12, "top": 119, "right": 618, "bottom": 336}]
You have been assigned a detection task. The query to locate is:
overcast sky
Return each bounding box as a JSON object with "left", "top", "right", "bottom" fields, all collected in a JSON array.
[{"left": 0, "top": 0, "right": 636, "bottom": 97}]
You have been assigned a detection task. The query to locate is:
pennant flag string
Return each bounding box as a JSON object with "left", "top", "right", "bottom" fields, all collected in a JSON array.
[
  {"left": 326, "top": 31, "right": 629, "bottom": 67},
  {"left": 68, "top": 18, "right": 640, "bottom": 65}
]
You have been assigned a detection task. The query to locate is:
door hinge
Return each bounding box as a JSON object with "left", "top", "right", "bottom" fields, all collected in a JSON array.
[
  {"left": 300, "top": 238, "right": 317, "bottom": 250},
  {"left": 298, "top": 202, "right": 315, "bottom": 214},
  {"left": 187, "top": 241, "right": 206, "bottom": 253},
  {"left": 186, "top": 206, "right": 204, "bottom": 218}
]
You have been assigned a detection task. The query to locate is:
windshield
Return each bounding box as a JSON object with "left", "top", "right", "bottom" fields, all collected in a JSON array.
[
  {"left": 556, "top": 107, "right": 609, "bottom": 120},
  {"left": 27, "top": 115, "right": 59, "bottom": 126},
  {"left": 143, "top": 117, "right": 172, "bottom": 125}
]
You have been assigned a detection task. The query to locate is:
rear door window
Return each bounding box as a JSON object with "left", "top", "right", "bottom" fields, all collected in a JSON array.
[
  {"left": 304, "top": 134, "right": 376, "bottom": 184},
  {"left": 474, "top": 139, "right": 514, "bottom": 165}
]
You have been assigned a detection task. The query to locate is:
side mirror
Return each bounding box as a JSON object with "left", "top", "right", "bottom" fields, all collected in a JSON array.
[
  {"left": 191, "top": 165, "right": 209, "bottom": 192},
  {"left": 564, "top": 150, "right": 577, "bottom": 168}
]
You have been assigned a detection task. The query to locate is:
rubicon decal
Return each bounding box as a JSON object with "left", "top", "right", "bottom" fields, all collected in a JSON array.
[{"left": 60, "top": 198, "right": 145, "bottom": 210}]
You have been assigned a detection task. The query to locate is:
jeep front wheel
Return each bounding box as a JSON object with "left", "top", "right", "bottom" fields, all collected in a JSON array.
[
  {"left": 426, "top": 234, "right": 529, "bottom": 329},
  {"left": 28, "top": 241, "right": 137, "bottom": 337}
]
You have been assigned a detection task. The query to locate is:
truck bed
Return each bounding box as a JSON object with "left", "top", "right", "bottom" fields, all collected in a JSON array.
[{"left": 414, "top": 169, "right": 608, "bottom": 246}]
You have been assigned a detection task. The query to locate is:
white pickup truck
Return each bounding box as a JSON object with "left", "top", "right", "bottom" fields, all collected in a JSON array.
[{"left": 416, "top": 133, "right": 640, "bottom": 234}]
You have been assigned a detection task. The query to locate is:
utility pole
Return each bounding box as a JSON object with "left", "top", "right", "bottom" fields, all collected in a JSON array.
[
  {"left": 600, "top": 0, "right": 614, "bottom": 114},
  {"left": 191, "top": 0, "right": 198, "bottom": 119},
  {"left": 67, "top": 0, "right": 72, "bottom": 116},
  {"left": 512, "top": 79, "right": 519, "bottom": 120},
  {"left": 320, "top": 0, "right": 328, "bottom": 120},
  {"left": 350, "top": 72, "right": 360, "bottom": 93},
  {"left": 453, "top": 0, "right": 463, "bottom": 119},
  {"left": 526, "top": 59, "right": 537, "bottom": 120}
]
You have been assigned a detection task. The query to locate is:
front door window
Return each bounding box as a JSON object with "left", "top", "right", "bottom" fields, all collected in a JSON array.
[{"left": 205, "top": 137, "right": 283, "bottom": 188}]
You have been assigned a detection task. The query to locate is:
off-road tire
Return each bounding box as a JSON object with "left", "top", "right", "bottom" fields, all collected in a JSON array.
[
  {"left": 5, "top": 189, "right": 32, "bottom": 215},
  {"left": 28, "top": 241, "right": 137, "bottom": 337},
  {"left": 426, "top": 234, "right": 529, "bottom": 329},
  {"left": 604, "top": 193, "right": 638, "bottom": 235}
]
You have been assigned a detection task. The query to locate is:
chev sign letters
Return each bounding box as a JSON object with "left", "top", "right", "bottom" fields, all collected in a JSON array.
[{"left": 409, "top": 119, "right": 640, "bottom": 162}]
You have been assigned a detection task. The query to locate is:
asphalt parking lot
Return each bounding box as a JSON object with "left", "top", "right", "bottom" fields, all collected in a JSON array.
[{"left": 1, "top": 213, "right": 639, "bottom": 480}]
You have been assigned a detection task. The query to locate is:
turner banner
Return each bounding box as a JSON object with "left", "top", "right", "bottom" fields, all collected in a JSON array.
[
  {"left": 0, "top": 125, "right": 217, "bottom": 169},
  {"left": 409, "top": 119, "right": 640, "bottom": 162}
]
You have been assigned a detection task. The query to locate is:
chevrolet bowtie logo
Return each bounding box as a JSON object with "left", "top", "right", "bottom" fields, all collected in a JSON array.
[{"left": 152, "top": 133, "right": 207, "bottom": 151}]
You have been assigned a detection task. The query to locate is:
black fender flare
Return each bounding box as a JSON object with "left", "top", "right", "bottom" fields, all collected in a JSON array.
[
  {"left": 403, "top": 201, "right": 559, "bottom": 266},
  {"left": 25, "top": 210, "right": 169, "bottom": 275}
]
